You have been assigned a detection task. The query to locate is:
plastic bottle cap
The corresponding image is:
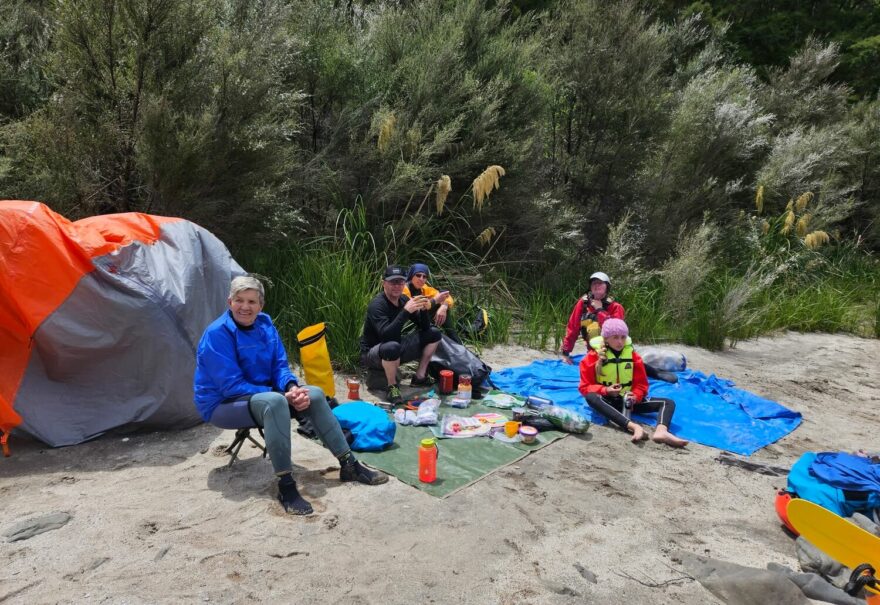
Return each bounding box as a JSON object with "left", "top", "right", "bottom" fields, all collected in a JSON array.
[{"left": 420, "top": 438, "right": 436, "bottom": 447}]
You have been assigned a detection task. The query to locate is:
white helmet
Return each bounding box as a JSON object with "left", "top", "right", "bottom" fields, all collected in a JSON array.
[{"left": 589, "top": 271, "right": 611, "bottom": 285}]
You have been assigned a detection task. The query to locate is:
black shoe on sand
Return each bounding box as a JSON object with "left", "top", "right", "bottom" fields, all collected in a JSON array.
[
  {"left": 340, "top": 457, "right": 389, "bottom": 485},
  {"left": 278, "top": 474, "right": 313, "bottom": 515}
]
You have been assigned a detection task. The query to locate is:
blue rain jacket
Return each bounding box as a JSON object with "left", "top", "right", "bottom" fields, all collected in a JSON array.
[{"left": 194, "top": 311, "right": 297, "bottom": 421}]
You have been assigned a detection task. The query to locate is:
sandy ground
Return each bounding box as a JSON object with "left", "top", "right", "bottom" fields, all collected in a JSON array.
[{"left": 1, "top": 331, "right": 878, "bottom": 604}]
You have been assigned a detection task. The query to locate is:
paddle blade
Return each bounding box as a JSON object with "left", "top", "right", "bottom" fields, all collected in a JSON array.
[{"left": 787, "top": 498, "right": 880, "bottom": 594}]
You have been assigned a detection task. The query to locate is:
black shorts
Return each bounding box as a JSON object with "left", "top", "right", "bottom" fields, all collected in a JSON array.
[{"left": 361, "top": 332, "right": 435, "bottom": 369}]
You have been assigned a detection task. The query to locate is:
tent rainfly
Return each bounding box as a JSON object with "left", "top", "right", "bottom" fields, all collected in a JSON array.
[{"left": 0, "top": 201, "right": 243, "bottom": 449}]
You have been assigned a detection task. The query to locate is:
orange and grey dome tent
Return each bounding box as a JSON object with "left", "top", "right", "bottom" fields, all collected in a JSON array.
[{"left": 0, "top": 201, "right": 243, "bottom": 449}]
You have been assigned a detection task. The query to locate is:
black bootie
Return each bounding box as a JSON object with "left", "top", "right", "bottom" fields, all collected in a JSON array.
[
  {"left": 278, "top": 473, "right": 313, "bottom": 515},
  {"left": 339, "top": 453, "right": 388, "bottom": 485}
]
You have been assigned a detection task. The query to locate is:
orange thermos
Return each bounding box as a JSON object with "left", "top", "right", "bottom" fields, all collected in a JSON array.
[{"left": 418, "top": 438, "right": 438, "bottom": 483}]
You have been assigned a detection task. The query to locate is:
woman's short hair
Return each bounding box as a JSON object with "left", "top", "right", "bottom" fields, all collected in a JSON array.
[{"left": 229, "top": 275, "right": 265, "bottom": 304}]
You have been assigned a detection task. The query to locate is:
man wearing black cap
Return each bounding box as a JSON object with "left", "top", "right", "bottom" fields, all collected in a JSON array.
[{"left": 360, "top": 265, "right": 443, "bottom": 405}]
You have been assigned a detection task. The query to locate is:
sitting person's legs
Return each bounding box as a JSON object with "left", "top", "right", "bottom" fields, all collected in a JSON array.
[
  {"left": 247, "top": 392, "right": 294, "bottom": 473},
  {"left": 632, "top": 397, "right": 688, "bottom": 447},
  {"left": 400, "top": 327, "right": 442, "bottom": 386},
  {"left": 247, "top": 392, "right": 313, "bottom": 514},
  {"left": 584, "top": 392, "right": 647, "bottom": 442},
  {"left": 362, "top": 341, "right": 404, "bottom": 403},
  {"left": 298, "top": 385, "right": 351, "bottom": 457},
  {"left": 210, "top": 394, "right": 297, "bottom": 469},
  {"left": 212, "top": 393, "right": 312, "bottom": 515},
  {"left": 297, "top": 385, "right": 388, "bottom": 485}
]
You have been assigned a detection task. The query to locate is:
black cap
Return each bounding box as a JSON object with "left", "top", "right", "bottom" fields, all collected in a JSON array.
[{"left": 383, "top": 265, "right": 407, "bottom": 281}]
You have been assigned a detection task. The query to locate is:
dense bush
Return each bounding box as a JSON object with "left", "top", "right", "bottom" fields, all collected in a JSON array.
[{"left": 1, "top": 0, "right": 877, "bottom": 364}]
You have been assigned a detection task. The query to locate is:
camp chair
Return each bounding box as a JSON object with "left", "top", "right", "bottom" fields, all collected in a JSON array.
[
  {"left": 224, "top": 427, "right": 267, "bottom": 468},
  {"left": 209, "top": 400, "right": 268, "bottom": 467}
]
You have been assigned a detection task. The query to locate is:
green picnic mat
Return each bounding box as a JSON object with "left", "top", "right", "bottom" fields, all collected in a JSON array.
[{"left": 357, "top": 401, "right": 566, "bottom": 498}]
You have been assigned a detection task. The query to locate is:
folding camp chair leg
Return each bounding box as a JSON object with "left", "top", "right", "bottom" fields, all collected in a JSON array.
[{"left": 224, "top": 428, "right": 267, "bottom": 467}]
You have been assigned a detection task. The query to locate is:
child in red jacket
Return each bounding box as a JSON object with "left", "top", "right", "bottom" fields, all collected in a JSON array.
[{"left": 578, "top": 319, "right": 688, "bottom": 447}]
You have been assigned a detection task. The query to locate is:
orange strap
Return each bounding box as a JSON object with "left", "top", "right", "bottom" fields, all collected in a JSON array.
[{"left": 1, "top": 431, "right": 9, "bottom": 457}]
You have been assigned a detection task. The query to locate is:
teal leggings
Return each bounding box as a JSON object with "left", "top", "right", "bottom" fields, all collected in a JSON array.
[{"left": 247, "top": 387, "right": 349, "bottom": 475}]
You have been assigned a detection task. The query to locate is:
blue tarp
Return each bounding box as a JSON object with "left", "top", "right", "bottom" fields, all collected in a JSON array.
[{"left": 490, "top": 356, "right": 802, "bottom": 455}]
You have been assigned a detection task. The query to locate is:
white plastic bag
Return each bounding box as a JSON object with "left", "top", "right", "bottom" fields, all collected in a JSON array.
[
  {"left": 414, "top": 398, "right": 440, "bottom": 426},
  {"left": 393, "top": 409, "right": 417, "bottom": 425}
]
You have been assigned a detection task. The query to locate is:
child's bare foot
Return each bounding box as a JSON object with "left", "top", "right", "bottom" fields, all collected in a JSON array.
[
  {"left": 652, "top": 426, "right": 688, "bottom": 448},
  {"left": 629, "top": 423, "right": 648, "bottom": 442}
]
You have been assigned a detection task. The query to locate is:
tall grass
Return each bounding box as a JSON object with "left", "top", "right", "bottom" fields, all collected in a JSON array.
[
  {"left": 513, "top": 289, "right": 569, "bottom": 351},
  {"left": 615, "top": 280, "right": 673, "bottom": 344},
  {"left": 241, "top": 241, "right": 378, "bottom": 370},
  {"left": 233, "top": 205, "right": 878, "bottom": 372},
  {"left": 236, "top": 204, "right": 383, "bottom": 370}
]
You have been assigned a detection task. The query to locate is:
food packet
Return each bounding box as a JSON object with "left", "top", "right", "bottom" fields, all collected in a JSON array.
[{"left": 539, "top": 405, "right": 590, "bottom": 434}]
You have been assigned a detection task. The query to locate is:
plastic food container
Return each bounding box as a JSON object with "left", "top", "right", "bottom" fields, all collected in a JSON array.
[{"left": 519, "top": 425, "right": 538, "bottom": 444}]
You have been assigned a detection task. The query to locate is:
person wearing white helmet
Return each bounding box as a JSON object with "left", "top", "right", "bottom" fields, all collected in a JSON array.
[
  {"left": 561, "top": 271, "right": 678, "bottom": 383},
  {"left": 560, "top": 271, "right": 624, "bottom": 364}
]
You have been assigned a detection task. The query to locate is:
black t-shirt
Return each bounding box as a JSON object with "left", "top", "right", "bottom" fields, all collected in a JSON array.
[{"left": 359, "top": 291, "right": 430, "bottom": 352}]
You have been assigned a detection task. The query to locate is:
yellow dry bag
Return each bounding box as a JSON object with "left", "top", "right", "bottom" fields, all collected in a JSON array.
[{"left": 296, "top": 322, "right": 335, "bottom": 397}]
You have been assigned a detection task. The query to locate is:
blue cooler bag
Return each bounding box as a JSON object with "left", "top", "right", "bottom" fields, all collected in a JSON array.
[{"left": 332, "top": 402, "right": 396, "bottom": 451}]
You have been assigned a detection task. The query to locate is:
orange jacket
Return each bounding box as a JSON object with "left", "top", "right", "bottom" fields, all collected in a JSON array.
[{"left": 403, "top": 282, "right": 455, "bottom": 309}]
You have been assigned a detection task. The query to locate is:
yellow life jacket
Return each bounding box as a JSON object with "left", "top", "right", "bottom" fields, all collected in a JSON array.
[
  {"left": 589, "top": 336, "right": 635, "bottom": 394},
  {"left": 579, "top": 295, "right": 614, "bottom": 340}
]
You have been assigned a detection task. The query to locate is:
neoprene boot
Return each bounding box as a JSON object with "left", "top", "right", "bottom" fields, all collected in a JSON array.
[
  {"left": 339, "top": 454, "right": 389, "bottom": 485},
  {"left": 278, "top": 473, "right": 313, "bottom": 515}
]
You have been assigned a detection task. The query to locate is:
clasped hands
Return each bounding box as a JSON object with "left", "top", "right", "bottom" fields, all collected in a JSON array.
[{"left": 284, "top": 386, "right": 311, "bottom": 411}]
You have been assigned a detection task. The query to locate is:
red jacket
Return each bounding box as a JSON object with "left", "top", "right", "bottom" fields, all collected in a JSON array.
[
  {"left": 561, "top": 296, "right": 625, "bottom": 355},
  {"left": 578, "top": 347, "right": 649, "bottom": 403}
]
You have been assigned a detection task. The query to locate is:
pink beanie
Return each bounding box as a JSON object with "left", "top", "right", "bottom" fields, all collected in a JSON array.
[{"left": 601, "top": 318, "right": 629, "bottom": 338}]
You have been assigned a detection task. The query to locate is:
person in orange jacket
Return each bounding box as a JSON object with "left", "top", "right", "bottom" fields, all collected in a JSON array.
[
  {"left": 404, "top": 263, "right": 461, "bottom": 343},
  {"left": 578, "top": 318, "right": 688, "bottom": 447}
]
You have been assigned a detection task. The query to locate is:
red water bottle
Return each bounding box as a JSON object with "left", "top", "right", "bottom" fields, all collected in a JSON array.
[
  {"left": 418, "top": 438, "right": 438, "bottom": 483},
  {"left": 438, "top": 370, "right": 454, "bottom": 395}
]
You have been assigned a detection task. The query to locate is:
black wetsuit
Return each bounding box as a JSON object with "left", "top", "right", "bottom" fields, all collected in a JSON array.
[{"left": 585, "top": 393, "right": 676, "bottom": 430}]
